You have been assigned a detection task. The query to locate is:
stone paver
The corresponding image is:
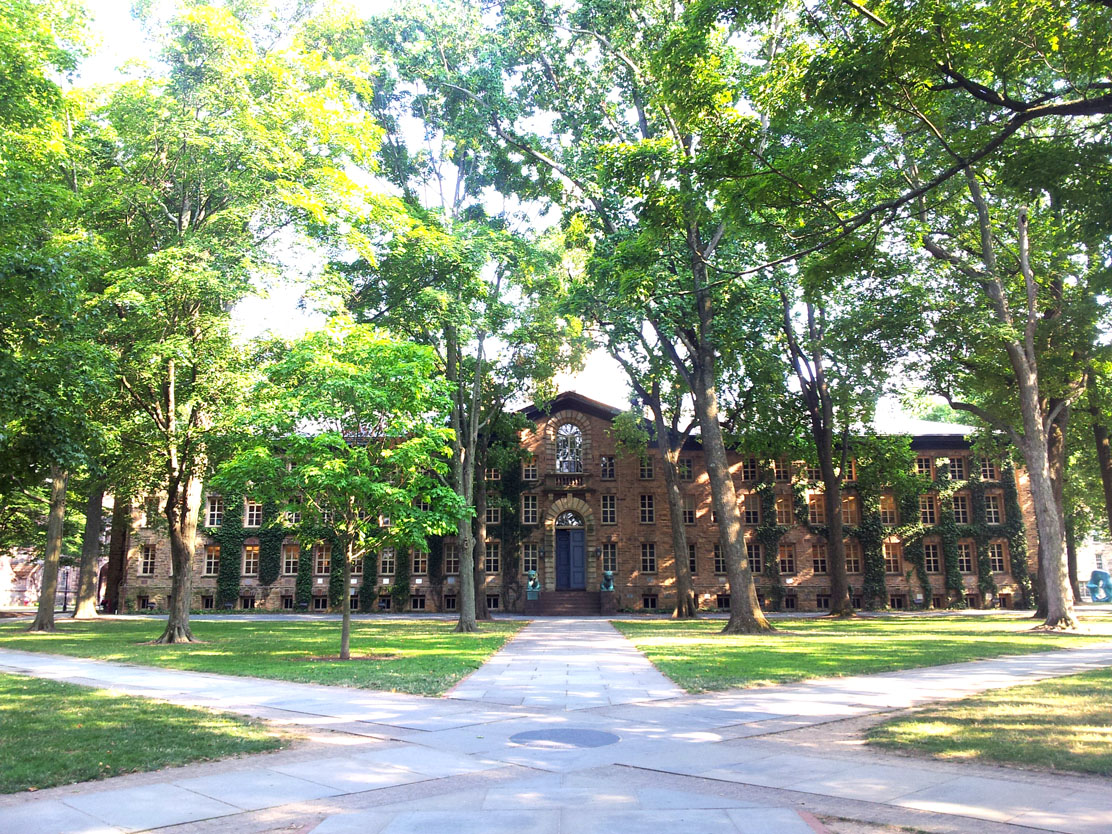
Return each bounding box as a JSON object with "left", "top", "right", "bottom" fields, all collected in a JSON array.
[
  {"left": 447, "top": 618, "right": 685, "bottom": 709},
  {"left": 3, "top": 627, "right": 1112, "bottom": 834}
]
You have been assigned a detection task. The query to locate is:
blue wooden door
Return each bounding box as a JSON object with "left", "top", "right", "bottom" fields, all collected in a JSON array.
[
  {"left": 570, "top": 529, "right": 586, "bottom": 589},
  {"left": 556, "top": 530, "right": 571, "bottom": 589}
]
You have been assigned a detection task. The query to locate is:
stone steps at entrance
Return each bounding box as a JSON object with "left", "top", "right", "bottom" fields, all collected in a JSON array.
[{"left": 526, "top": 590, "right": 603, "bottom": 616}]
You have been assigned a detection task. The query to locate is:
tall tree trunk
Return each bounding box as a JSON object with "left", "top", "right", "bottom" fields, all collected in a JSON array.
[
  {"left": 691, "top": 352, "right": 771, "bottom": 634},
  {"left": 340, "top": 537, "right": 353, "bottom": 660},
  {"left": 29, "top": 466, "right": 68, "bottom": 633},
  {"left": 1090, "top": 408, "right": 1112, "bottom": 537},
  {"left": 473, "top": 444, "right": 492, "bottom": 620},
  {"left": 155, "top": 474, "right": 201, "bottom": 643},
  {"left": 648, "top": 404, "right": 697, "bottom": 619},
  {"left": 1064, "top": 514, "right": 1081, "bottom": 603},
  {"left": 103, "top": 498, "right": 130, "bottom": 614},
  {"left": 448, "top": 326, "right": 480, "bottom": 633},
  {"left": 72, "top": 479, "right": 105, "bottom": 619}
]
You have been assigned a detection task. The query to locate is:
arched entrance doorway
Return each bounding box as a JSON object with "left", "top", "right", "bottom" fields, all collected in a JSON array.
[{"left": 554, "top": 511, "right": 586, "bottom": 590}]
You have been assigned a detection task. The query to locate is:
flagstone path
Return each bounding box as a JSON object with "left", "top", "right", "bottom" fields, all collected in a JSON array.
[{"left": 2, "top": 619, "right": 1112, "bottom": 834}]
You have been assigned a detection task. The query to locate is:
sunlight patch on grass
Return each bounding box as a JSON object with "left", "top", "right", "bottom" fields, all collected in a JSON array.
[
  {"left": 0, "top": 619, "right": 524, "bottom": 695},
  {"left": 0, "top": 673, "right": 283, "bottom": 793},
  {"left": 869, "top": 666, "right": 1112, "bottom": 775}
]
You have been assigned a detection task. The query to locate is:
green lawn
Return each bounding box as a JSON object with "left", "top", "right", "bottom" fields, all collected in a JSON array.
[
  {"left": 0, "top": 673, "right": 283, "bottom": 793},
  {"left": 612, "top": 616, "right": 1111, "bottom": 692},
  {"left": 0, "top": 618, "right": 523, "bottom": 695},
  {"left": 868, "top": 666, "right": 1112, "bottom": 775}
]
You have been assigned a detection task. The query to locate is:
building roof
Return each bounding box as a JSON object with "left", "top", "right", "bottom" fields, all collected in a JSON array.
[{"left": 523, "top": 391, "right": 978, "bottom": 450}]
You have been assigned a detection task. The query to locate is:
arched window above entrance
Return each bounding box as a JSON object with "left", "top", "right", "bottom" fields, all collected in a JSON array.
[
  {"left": 555, "top": 511, "right": 584, "bottom": 527},
  {"left": 555, "top": 423, "right": 583, "bottom": 473}
]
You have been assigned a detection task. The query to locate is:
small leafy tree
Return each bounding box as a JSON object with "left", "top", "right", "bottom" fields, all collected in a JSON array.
[{"left": 214, "top": 321, "right": 463, "bottom": 660}]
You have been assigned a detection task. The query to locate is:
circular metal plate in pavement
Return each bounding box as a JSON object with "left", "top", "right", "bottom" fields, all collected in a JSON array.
[{"left": 509, "top": 728, "right": 621, "bottom": 749}]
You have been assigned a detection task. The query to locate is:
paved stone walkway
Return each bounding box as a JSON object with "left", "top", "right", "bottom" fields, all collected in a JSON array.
[
  {"left": 448, "top": 618, "right": 684, "bottom": 708},
  {"left": 2, "top": 622, "right": 1112, "bottom": 834}
]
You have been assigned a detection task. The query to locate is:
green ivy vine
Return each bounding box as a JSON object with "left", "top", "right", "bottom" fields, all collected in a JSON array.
[
  {"left": 935, "top": 463, "right": 966, "bottom": 607},
  {"left": 358, "top": 551, "right": 378, "bottom": 613},
  {"left": 1001, "top": 461, "right": 1034, "bottom": 608},
  {"left": 390, "top": 548, "right": 411, "bottom": 610},
  {"left": 755, "top": 473, "right": 786, "bottom": 611}
]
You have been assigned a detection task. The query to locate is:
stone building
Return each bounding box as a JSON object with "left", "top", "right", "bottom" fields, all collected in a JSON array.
[{"left": 121, "top": 391, "right": 1037, "bottom": 614}]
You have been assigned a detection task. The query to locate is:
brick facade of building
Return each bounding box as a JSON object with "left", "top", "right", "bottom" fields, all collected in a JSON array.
[{"left": 121, "top": 391, "right": 1037, "bottom": 614}]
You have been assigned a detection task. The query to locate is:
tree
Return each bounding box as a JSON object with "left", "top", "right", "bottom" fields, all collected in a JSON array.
[
  {"left": 88, "top": 4, "right": 384, "bottom": 642},
  {"left": 303, "top": 5, "right": 583, "bottom": 630},
  {"left": 214, "top": 321, "right": 463, "bottom": 660}
]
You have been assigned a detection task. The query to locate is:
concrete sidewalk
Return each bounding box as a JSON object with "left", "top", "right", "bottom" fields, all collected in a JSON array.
[{"left": 3, "top": 624, "right": 1112, "bottom": 834}]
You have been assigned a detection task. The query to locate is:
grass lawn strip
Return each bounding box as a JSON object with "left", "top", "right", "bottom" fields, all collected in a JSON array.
[
  {"left": 0, "top": 619, "right": 524, "bottom": 696},
  {"left": 0, "top": 672, "right": 283, "bottom": 794},
  {"left": 867, "top": 666, "right": 1112, "bottom": 776},
  {"left": 612, "top": 616, "right": 1111, "bottom": 692}
]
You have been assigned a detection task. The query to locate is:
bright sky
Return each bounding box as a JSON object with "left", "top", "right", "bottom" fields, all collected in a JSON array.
[{"left": 77, "top": 1, "right": 946, "bottom": 427}]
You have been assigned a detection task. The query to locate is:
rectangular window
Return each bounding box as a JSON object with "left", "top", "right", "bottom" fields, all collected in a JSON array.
[
  {"left": 601, "top": 494, "right": 617, "bottom": 525},
  {"left": 639, "top": 456, "right": 654, "bottom": 480},
  {"left": 411, "top": 595, "right": 426, "bottom": 610},
  {"left": 812, "top": 542, "right": 828, "bottom": 574},
  {"left": 204, "top": 544, "right": 220, "bottom": 576},
  {"left": 521, "top": 494, "right": 538, "bottom": 525},
  {"left": 783, "top": 595, "right": 797, "bottom": 610},
  {"left": 985, "top": 495, "right": 1003, "bottom": 524},
  {"left": 485, "top": 503, "right": 501, "bottom": 525},
  {"left": 677, "top": 458, "right": 693, "bottom": 481},
  {"left": 242, "top": 544, "right": 259, "bottom": 576},
  {"left": 486, "top": 594, "right": 500, "bottom": 610},
  {"left": 778, "top": 543, "right": 796, "bottom": 574},
  {"left": 285, "top": 507, "right": 301, "bottom": 524},
  {"left": 916, "top": 456, "right": 933, "bottom": 478},
  {"left": 957, "top": 542, "right": 974, "bottom": 573},
  {"left": 952, "top": 495, "right": 970, "bottom": 524},
  {"left": 845, "top": 539, "right": 862, "bottom": 573},
  {"left": 206, "top": 496, "right": 224, "bottom": 528},
  {"left": 740, "top": 457, "right": 759, "bottom": 481},
  {"left": 682, "top": 494, "right": 696, "bottom": 525},
  {"left": 808, "top": 493, "right": 826, "bottom": 525},
  {"left": 643, "top": 594, "right": 658, "bottom": 610},
  {"left": 816, "top": 594, "right": 831, "bottom": 610},
  {"left": 688, "top": 543, "right": 697, "bottom": 575},
  {"left": 989, "top": 541, "right": 1007, "bottom": 572},
  {"left": 314, "top": 542, "right": 331, "bottom": 575},
  {"left": 378, "top": 514, "right": 391, "bottom": 528},
  {"left": 140, "top": 544, "right": 156, "bottom": 576},
  {"left": 746, "top": 542, "right": 762, "bottom": 573},
  {"left": 240, "top": 596, "right": 256, "bottom": 610},
  {"left": 312, "top": 596, "right": 328, "bottom": 611},
  {"left": 743, "top": 494, "right": 760, "bottom": 525},
  {"left": 806, "top": 465, "right": 822, "bottom": 481},
  {"left": 950, "top": 456, "right": 966, "bottom": 480},
  {"left": 443, "top": 594, "right": 457, "bottom": 611},
  {"left": 351, "top": 556, "right": 363, "bottom": 576},
  {"left": 717, "top": 593, "right": 731, "bottom": 610},
  {"left": 484, "top": 541, "right": 500, "bottom": 573},
  {"left": 844, "top": 459, "right": 858, "bottom": 481},
  {"left": 522, "top": 543, "right": 539, "bottom": 574},
  {"left": 522, "top": 456, "right": 538, "bottom": 481},
  {"left": 776, "top": 495, "right": 793, "bottom": 525},
  {"left": 841, "top": 495, "right": 860, "bottom": 525},
  {"left": 601, "top": 542, "right": 617, "bottom": 573},
  {"left": 445, "top": 543, "right": 460, "bottom": 575},
  {"left": 485, "top": 467, "right": 501, "bottom": 481},
  {"left": 924, "top": 543, "right": 941, "bottom": 573},
  {"left": 774, "top": 459, "right": 790, "bottom": 481},
  {"left": 640, "top": 543, "right": 656, "bottom": 573},
  {"left": 884, "top": 540, "right": 903, "bottom": 573},
  {"left": 879, "top": 495, "right": 898, "bottom": 525},
  {"left": 600, "top": 456, "right": 615, "bottom": 480},
  {"left": 640, "top": 494, "right": 655, "bottom": 523},
  {"left": 412, "top": 551, "right": 428, "bottom": 574},
  {"left": 981, "top": 458, "right": 998, "bottom": 481},
  {"left": 713, "top": 544, "right": 726, "bottom": 574},
  {"left": 376, "top": 595, "right": 390, "bottom": 611},
  {"left": 281, "top": 542, "right": 299, "bottom": 575},
  {"left": 202, "top": 595, "right": 215, "bottom": 610},
  {"left": 919, "top": 495, "right": 937, "bottom": 525},
  {"left": 380, "top": 547, "right": 395, "bottom": 575},
  {"left": 245, "top": 500, "right": 263, "bottom": 528}
]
